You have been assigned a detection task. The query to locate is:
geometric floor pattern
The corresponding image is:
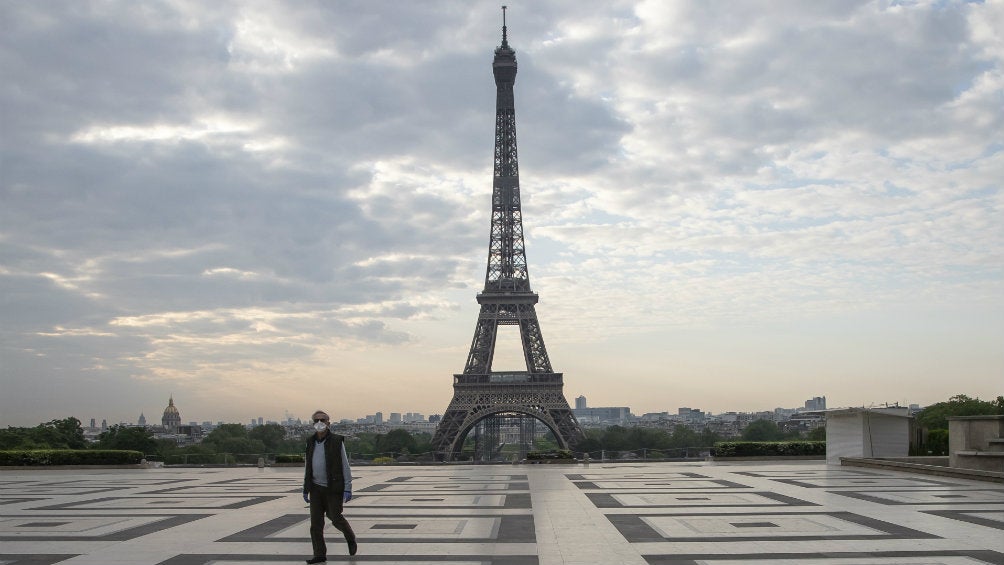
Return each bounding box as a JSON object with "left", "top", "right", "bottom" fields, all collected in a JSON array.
[{"left": 1, "top": 461, "right": 1003, "bottom": 564}]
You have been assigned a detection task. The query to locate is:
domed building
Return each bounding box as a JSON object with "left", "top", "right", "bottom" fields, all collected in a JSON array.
[{"left": 162, "top": 396, "right": 181, "bottom": 433}]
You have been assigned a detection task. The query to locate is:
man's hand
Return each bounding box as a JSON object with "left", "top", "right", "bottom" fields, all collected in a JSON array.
[
  {"left": 343, "top": 490, "right": 352, "bottom": 503},
  {"left": 302, "top": 491, "right": 310, "bottom": 504}
]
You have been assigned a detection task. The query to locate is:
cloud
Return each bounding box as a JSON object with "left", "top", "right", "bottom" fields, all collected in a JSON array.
[{"left": 1, "top": 0, "right": 1001, "bottom": 425}]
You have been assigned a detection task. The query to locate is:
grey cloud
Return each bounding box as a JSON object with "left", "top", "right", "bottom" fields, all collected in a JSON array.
[
  {"left": 519, "top": 63, "right": 632, "bottom": 176},
  {"left": 0, "top": 273, "right": 110, "bottom": 331},
  {"left": 1, "top": 3, "right": 234, "bottom": 135},
  {"left": 1, "top": 0, "right": 1000, "bottom": 424}
]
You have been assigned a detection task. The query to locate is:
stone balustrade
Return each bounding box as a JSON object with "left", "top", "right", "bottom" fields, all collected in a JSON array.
[{"left": 949, "top": 415, "right": 1004, "bottom": 472}]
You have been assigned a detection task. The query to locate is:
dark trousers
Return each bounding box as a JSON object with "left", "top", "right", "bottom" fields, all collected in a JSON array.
[{"left": 309, "top": 483, "right": 355, "bottom": 557}]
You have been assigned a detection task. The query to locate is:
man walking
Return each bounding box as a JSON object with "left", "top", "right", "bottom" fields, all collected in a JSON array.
[{"left": 303, "top": 410, "right": 356, "bottom": 562}]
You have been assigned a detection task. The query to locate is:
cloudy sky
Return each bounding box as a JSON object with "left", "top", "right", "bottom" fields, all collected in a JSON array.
[{"left": 1, "top": 1, "right": 1001, "bottom": 428}]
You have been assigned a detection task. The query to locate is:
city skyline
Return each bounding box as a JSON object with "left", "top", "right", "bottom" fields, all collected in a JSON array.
[
  {"left": 9, "top": 393, "right": 925, "bottom": 432},
  {"left": 2, "top": 2, "right": 1002, "bottom": 427}
]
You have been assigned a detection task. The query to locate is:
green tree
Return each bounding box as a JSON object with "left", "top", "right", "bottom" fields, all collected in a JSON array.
[
  {"left": 166, "top": 443, "right": 219, "bottom": 464},
  {"left": 43, "top": 417, "right": 87, "bottom": 449},
  {"left": 203, "top": 424, "right": 248, "bottom": 443},
  {"left": 806, "top": 426, "right": 826, "bottom": 441},
  {"left": 742, "top": 419, "right": 783, "bottom": 441},
  {"left": 628, "top": 427, "right": 670, "bottom": 450},
  {"left": 917, "top": 395, "right": 1004, "bottom": 430},
  {"left": 345, "top": 433, "right": 377, "bottom": 459},
  {"left": 202, "top": 424, "right": 265, "bottom": 455},
  {"left": 381, "top": 429, "right": 417, "bottom": 456},
  {"left": 699, "top": 428, "right": 723, "bottom": 447},
  {"left": 576, "top": 436, "right": 602, "bottom": 456},
  {"left": 411, "top": 432, "right": 434, "bottom": 457},
  {"left": 669, "top": 425, "right": 700, "bottom": 448},
  {"left": 152, "top": 438, "right": 181, "bottom": 460},
  {"left": 0, "top": 427, "right": 31, "bottom": 449},
  {"left": 95, "top": 425, "right": 157, "bottom": 454},
  {"left": 533, "top": 435, "right": 560, "bottom": 452},
  {"left": 601, "top": 425, "right": 630, "bottom": 450},
  {"left": 0, "top": 418, "right": 87, "bottom": 449},
  {"left": 924, "top": 429, "right": 950, "bottom": 456},
  {"left": 276, "top": 436, "right": 309, "bottom": 455},
  {"left": 248, "top": 423, "right": 287, "bottom": 452},
  {"left": 213, "top": 437, "right": 266, "bottom": 455}
]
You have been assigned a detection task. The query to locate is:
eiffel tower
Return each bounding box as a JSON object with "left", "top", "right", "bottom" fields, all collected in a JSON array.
[{"left": 431, "top": 9, "right": 584, "bottom": 461}]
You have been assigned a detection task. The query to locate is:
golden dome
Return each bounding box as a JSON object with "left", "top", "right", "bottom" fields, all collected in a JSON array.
[{"left": 163, "top": 396, "right": 180, "bottom": 416}]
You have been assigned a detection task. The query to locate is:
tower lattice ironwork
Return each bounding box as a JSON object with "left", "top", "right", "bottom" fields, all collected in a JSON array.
[{"left": 431, "top": 10, "right": 584, "bottom": 461}]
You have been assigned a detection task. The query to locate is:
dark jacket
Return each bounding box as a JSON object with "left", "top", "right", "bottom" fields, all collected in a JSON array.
[{"left": 304, "top": 433, "right": 347, "bottom": 493}]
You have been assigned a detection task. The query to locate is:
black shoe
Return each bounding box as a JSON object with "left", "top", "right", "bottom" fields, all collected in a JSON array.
[
  {"left": 306, "top": 557, "right": 326, "bottom": 564},
  {"left": 347, "top": 535, "right": 358, "bottom": 556}
]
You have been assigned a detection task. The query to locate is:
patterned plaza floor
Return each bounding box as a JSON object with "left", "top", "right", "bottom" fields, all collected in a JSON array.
[{"left": 2, "top": 461, "right": 1003, "bottom": 564}]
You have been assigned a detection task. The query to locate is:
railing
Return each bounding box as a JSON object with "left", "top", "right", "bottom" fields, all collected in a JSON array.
[
  {"left": 454, "top": 373, "right": 563, "bottom": 385},
  {"left": 144, "top": 447, "right": 714, "bottom": 466},
  {"left": 146, "top": 453, "right": 285, "bottom": 466},
  {"left": 577, "top": 447, "right": 713, "bottom": 460}
]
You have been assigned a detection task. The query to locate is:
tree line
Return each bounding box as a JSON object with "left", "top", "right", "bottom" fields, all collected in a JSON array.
[
  {"left": 575, "top": 420, "right": 825, "bottom": 457},
  {"left": 0, "top": 418, "right": 436, "bottom": 463}
]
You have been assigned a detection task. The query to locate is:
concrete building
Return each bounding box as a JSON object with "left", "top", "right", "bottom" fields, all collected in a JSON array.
[
  {"left": 824, "top": 407, "right": 912, "bottom": 465},
  {"left": 949, "top": 415, "right": 1004, "bottom": 472}
]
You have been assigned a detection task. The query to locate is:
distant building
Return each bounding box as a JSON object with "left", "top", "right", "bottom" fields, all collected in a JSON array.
[
  {"left": 782, "top": 411, "right": 824, "bottom": 434},
  {"left": 774, "top": 407, "right": 797, "bottom": 420},
  {"left": 718, "top": 412, "right": 756, "bottom": 427},
  {"left": 176, "top": 424, "right": 204, "bottom": 445},
  {"left": 390, "top": 412, "right": 402, "bottom": 424},
  {"left": 162, "top": 396, "right": 181, "bottom": 433},
  {"left": 82, "top": 419, "right": 102, "bottom": 443},
  {"left": 575, "top": 396, "right": 587, "bottom": 410},
  {"left": 678, "top": 407, "right": 705, "bottom": 423},
  {"left": 804, "top": 396, "right": 826, "bottom": 411},
  {"left": 138, "top": 413, "right": 147, "bottom": 427},
  {"left": 573, "top": 406, "right": 631, "bottom": 425},
  {"left": 402, "top": 421, "right": 437, "bottom": 433}
]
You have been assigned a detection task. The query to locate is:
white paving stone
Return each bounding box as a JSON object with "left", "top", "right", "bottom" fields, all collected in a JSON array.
[{"left": 0, "top": 461, "right": 1003, "bottom": 564}]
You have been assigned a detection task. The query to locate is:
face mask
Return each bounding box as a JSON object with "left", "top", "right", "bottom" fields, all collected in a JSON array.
[{"left": 313, "top": 422, "right": 328, "bottom": 432}]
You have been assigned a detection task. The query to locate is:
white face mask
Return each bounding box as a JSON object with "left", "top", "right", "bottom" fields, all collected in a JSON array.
[{"left": 313, "top": 421, "right": 328, "bottom": 432}]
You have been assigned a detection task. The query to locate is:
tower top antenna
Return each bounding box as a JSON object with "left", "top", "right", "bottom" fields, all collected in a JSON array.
[{"left": 501, "top": 6, "right": 508, "bottom": 47}]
